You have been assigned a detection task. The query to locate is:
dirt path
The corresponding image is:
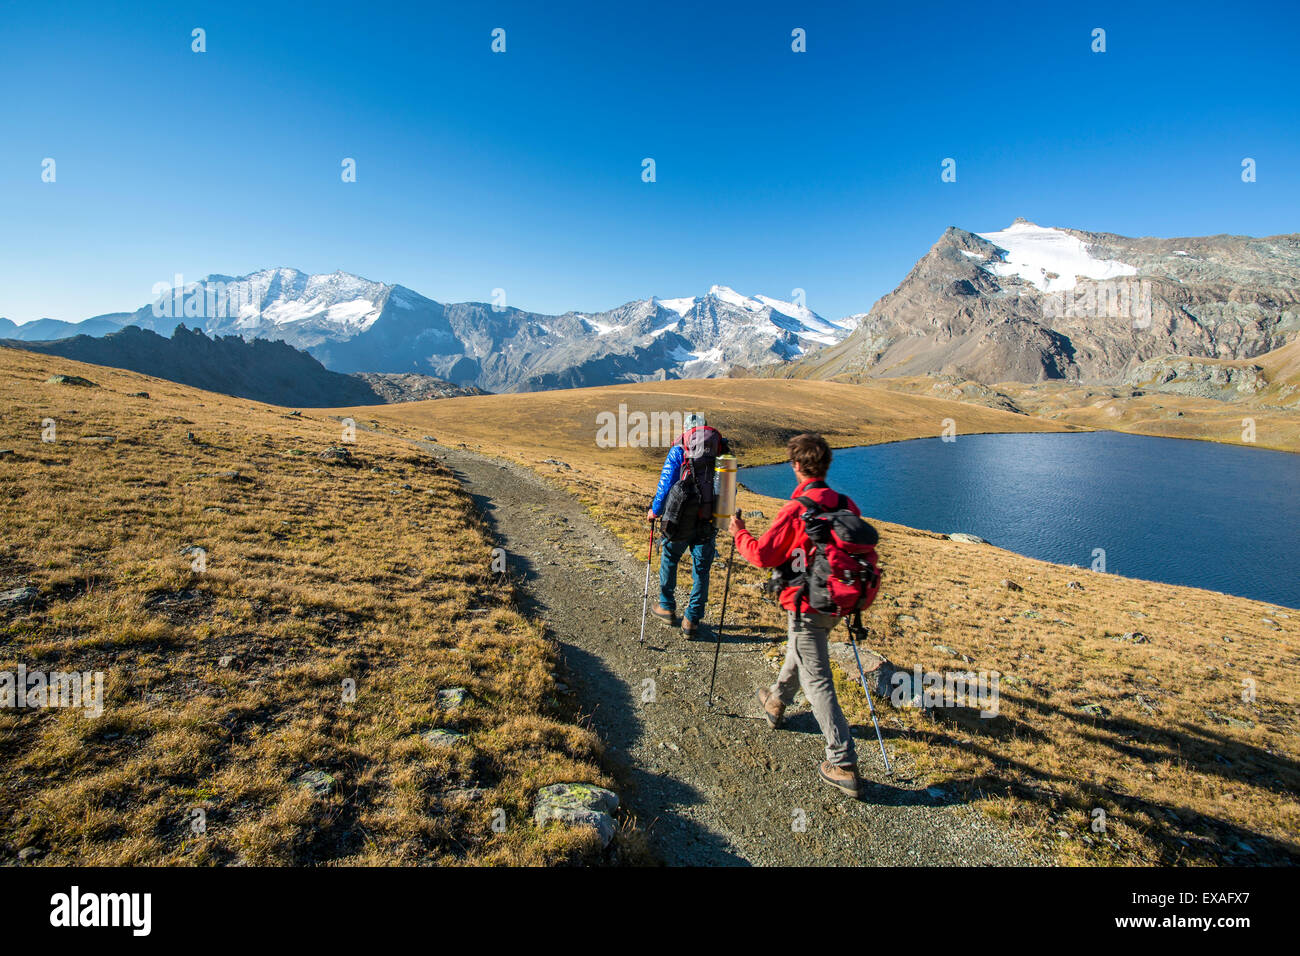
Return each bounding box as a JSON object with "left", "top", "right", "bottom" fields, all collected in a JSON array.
[{"left": 428, "top": 442, "right": 1040, "bottom": 866}]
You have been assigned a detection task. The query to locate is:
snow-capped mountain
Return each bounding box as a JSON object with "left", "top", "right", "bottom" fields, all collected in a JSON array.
[
  {"left": 782, "top": 220, "right": 1300, "bottom": 385},
  {"left": 80, "top": 271, "right": 852, "bottom": 392}
]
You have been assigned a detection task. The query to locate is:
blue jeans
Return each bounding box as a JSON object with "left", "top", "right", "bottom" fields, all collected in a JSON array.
[{"left": 658, "top": 527, "right": 717, "bottom": 624}]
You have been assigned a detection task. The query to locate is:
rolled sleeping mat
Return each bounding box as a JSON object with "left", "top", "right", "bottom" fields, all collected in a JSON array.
[{"left": 714, "top": 455, "right": 738, "bottom": 528}]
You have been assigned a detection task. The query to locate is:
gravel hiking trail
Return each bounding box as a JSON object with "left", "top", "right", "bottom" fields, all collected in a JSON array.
[{"left": 427, "top": 441, "right": 1041, "bottom": 866}]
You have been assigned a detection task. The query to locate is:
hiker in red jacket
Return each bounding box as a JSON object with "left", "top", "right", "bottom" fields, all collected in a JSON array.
[{"left": 729, "top": 432, "right": 862, "bottom": 797}]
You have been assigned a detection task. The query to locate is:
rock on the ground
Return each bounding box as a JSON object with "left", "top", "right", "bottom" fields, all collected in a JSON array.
[
  {"left": 533, "top": 782, "right": 620, "bottom": 848},
  {"left": 293, "top": 770, "right": 336, "bottom": 797},
  {"left": 0, "top": 586, "right": 40, "bottom": 609},
  {"left": 826, "top": 642, "right": 903, "bottom": 701},
  {"left": 46, "top": 374, "right": 97, "bottom": 387},
  {"left": 435, "top": 688, "right": 469, "bottom": 710},
  {"left": 420, "top": 728, "right": 466, "bottom": 747},
  {"left": 948, "top": 533, "right": 990, "bottom": 544}
]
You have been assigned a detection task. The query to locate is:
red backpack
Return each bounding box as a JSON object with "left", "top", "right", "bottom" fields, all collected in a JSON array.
[{"left": 791, "top": 490, "right": 881, "bottom": 620}]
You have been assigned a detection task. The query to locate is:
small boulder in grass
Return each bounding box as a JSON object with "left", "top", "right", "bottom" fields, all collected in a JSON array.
[
  {"left": 534, "top": 783, "right": 619, "bottom": 848},
  {"left": 294, "top": 770, "right": 336, "bottom": 797},
  {"left": 0, "top": 586, "right": 40, "bottom": 609},
  {"left": 435, "top": 688, "right": 469, "bottom": 711},
  {"left": 46, "top": 374, "right": 97, "bottom": 387},
  {"left": 420, "top": 729, "right": 466, "bottom": 748},
  {"left": 948, "top": 533, "right": 989, "bottom": 545}
]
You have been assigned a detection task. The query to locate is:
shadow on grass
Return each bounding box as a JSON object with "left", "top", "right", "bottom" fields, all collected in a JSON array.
[{"left": 901, "top": 685, "right": 1300, "bottom": 865}]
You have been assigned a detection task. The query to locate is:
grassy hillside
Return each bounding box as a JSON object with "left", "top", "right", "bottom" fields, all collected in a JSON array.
[
  {"left": 0, "top": 346, "right": 619, "bottom": 865},
  {"left": 357, "top": 380, "right": 1300, "bottom": 865}
]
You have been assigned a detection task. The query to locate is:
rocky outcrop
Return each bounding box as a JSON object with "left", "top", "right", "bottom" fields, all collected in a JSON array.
[
  {"left": 349, "top": 372, "right": 485, "bottom": 402},
  {"left": 1125, "top": 356, "right": 1267, "bottom": 399}
]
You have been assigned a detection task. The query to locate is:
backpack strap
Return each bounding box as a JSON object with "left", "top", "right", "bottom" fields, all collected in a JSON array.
[{"left": 795, "top": 490, "right": 846, "bottom": 513}]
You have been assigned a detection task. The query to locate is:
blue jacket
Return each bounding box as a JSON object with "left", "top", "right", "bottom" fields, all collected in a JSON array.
[{"left": 650, "top": 445, "right": 684, "bottom": 516}]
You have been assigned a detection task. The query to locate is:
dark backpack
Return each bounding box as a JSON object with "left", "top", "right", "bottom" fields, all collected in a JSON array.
[
  {"left": 660, "top": 426, "right": 721, "bottom": 541},
  {"left": 775, "top": 486, "right": 881, "bottom": 619}
]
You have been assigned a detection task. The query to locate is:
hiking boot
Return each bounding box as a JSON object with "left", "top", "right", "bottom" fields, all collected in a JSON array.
[
  {"left": 756, "top": 687, "right": 785, "bottom": 729},
  {"left": 681, "top": 618, "right": 698, "bottom": 638},
  {"left": 651, "top": 605, "right": 676, "bottom": 626},
  {"left": 818, "top": 760, "right": 860, "bottom": 797}
]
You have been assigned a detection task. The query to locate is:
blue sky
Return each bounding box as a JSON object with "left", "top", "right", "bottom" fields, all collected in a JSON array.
[{"left": 1, "top": 0, "right": 1296, "bottom": 324}]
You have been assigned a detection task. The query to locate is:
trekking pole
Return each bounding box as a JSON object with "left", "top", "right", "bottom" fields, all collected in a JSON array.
[
  {"left": 706, "top": 533, "right": 737, "bottom": 708},
  {"left": 847, "top": 622, "right": 893, "bottom": 775},
  {"left": 637, "top": 520, "right": 656, "bottom": 646}
]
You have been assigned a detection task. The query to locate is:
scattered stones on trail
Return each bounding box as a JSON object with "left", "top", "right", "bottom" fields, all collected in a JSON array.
[
  {"left": 46, "top": 374, "right": 97, "bottom": 387},
  {"left": 533, "top": 783, "right": 620, "bottom": 848},
  {"left": 948, "top": 533, "right": 990, "bottom": 544},
  {"left": 293, "top": 770, "right": 336, "bottom": 797},
  {"left": 0, "top": 586, "right": 40, "bottom": 610},
  {"left": 420, "top": 729, "right": 466, "bottom": 748},
  {"left": 435, "top": 688, "right": 469, "bottom": 711}
]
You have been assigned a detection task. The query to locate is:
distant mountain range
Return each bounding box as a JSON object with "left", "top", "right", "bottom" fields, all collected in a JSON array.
[
  {"left": 0, "top": 272, "right": 852, "bottom": 393},
  {"left": 4, "top": 223, "right": 1297, "bottom": 400},
  {"left": 1, "top": 325, "right": 481, "bottom": 408}
]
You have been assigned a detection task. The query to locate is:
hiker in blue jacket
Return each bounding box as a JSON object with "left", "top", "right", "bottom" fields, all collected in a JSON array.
[{"left": 646, "top": 413, "right": 730, "bottom": 637}]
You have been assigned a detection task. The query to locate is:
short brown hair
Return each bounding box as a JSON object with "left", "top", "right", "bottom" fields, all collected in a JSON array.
[{"left": 787, "top": 432, "right": 831, "bottom": 479}]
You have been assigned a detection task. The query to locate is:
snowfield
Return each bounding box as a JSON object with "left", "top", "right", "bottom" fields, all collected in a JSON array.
[{"left": 976, "top": 222, "right": 1138, "bottom": 293}]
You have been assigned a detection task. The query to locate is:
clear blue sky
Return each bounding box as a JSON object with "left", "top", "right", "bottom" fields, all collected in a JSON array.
[{"left": 1, "top": 0, "right": 1296, "bottom": 324}]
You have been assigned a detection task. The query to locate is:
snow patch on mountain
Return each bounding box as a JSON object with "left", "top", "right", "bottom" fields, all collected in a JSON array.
[{"left": 976, "top": 221, "right": 1138, "bottom": 293}]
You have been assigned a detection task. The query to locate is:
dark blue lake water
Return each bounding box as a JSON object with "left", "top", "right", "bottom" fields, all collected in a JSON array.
[{"left": 740, "top": 432, "right": 1300, "bottom": 608}]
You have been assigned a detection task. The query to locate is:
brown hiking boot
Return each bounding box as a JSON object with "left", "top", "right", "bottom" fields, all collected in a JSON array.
[
  {"left": 650, "top": 605, "right": 676, "bottom": 626},
  {"left": 818, "top": 760, "right": 861, "bottom": 797},
  {"left": 681, "top": 618, "right": 698, "bottom": 638},
  {"left": 756, "top": 687, "right": 785, "bottom": 729}
]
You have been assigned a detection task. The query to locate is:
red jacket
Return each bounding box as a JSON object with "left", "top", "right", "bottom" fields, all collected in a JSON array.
[{"left": 733, "top": 478, "right": 862, "bottom": 613}]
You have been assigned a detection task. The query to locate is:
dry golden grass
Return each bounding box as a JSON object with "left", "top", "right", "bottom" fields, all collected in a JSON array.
[
  {"left": 358, "top": 379, "right": 1300, "bottom": 866},
  {"left": 0, "top": 346, "right": 625, "bottom": 866}
]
